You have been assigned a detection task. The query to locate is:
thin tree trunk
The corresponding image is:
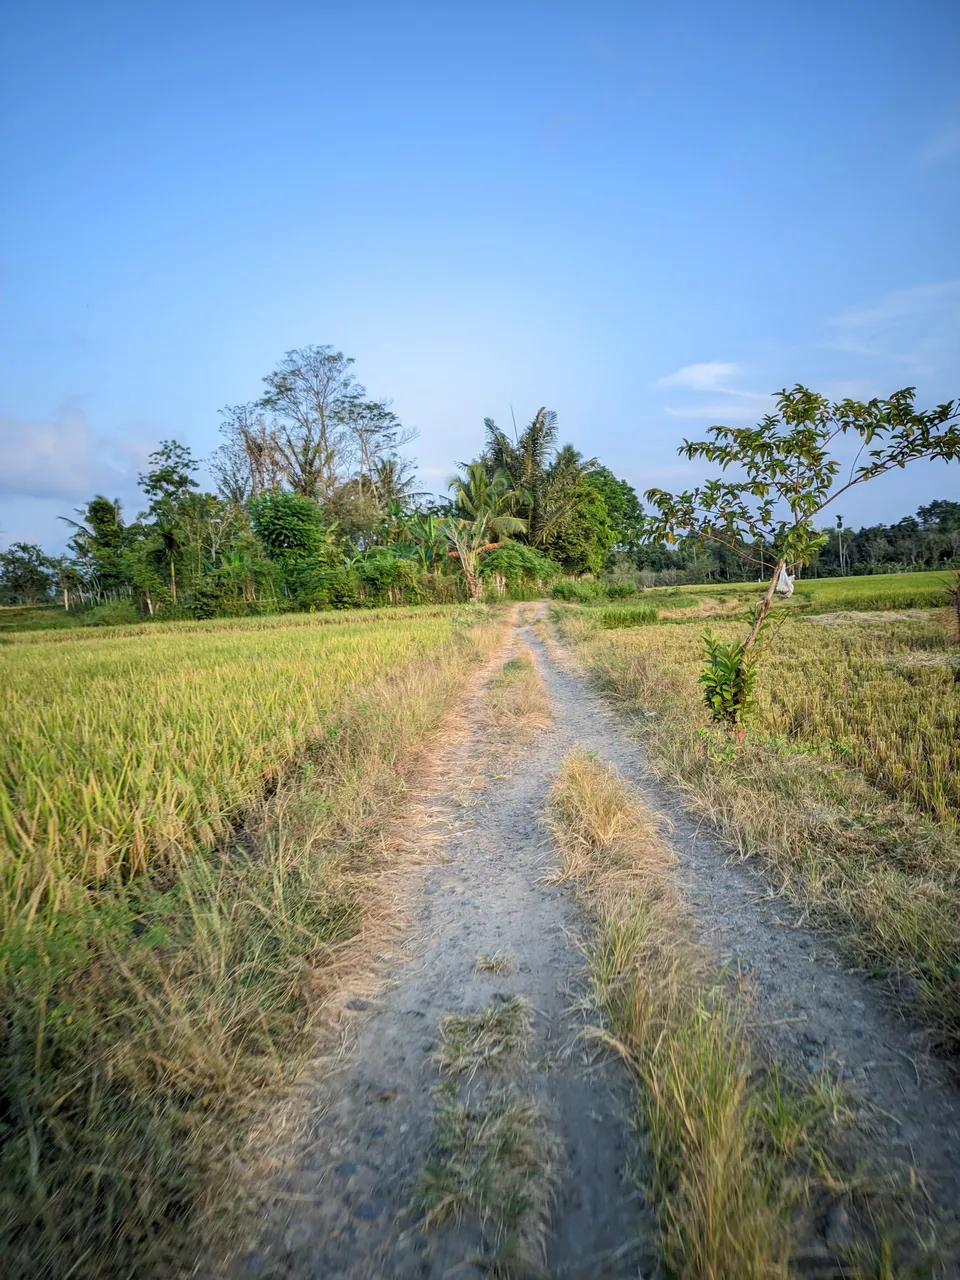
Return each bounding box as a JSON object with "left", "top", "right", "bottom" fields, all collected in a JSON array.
[
  {"left": 742, "top": 556, "right": 785, "bottom": 656},
  {"left": 170, "top": 560, "right": 177, "bottom": 605}
]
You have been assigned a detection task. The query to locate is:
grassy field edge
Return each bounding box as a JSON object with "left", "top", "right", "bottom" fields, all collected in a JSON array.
[{"left": 546, "top": 751, "right": 933, "bottom": 1278}]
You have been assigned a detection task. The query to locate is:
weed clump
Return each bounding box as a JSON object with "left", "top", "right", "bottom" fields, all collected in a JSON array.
[
  {"left": 414, "top": 1089, "right": 560, "bottom": 1277},
  {"left": 480, "top": 650, "right": 551, "bottom": 746},
  {"left": 435, "top": 998, "right": 532, "bottom": 1078}
]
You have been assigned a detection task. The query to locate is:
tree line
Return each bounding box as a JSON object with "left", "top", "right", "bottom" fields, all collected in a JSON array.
[
  {"left": 0, "top": 346, "right": 642, "bottom": 616},
  {"left": 637, "top": 497, "right": 960, "bottom": 584},
  {"left": 2, "top": 349, "right": 958, "bottom": 614}
]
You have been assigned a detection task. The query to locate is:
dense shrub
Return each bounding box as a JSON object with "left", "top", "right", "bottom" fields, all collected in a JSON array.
[
  {"left": 480, "top": 544, "right": 559, "bottom": 585},
  {"left": 354, "top": 553, "right": 422, "bottom": 605},
  {"left": 551, "top": 579, "right": 605, "bottom": 603},
  {"left": 604, "top": 581, "right": 637, "bottom": 599},
  {"left": 79, "top": 600, "right": 141, "bottom": 627},
  {"left": 305, "top": 566, "right": 362, "bottom": 609}
]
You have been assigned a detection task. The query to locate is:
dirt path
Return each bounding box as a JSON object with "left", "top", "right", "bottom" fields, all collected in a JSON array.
[{"left": 237, "top": 605, "right": 960, "bottom": 1277}]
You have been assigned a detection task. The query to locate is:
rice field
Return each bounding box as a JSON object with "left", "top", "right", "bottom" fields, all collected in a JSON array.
[
  {"left": 590, "top": 613, "right": 958, "bottom": 823},
  {"left": 650, "top": 567, "right": 953, "bottom": 614},
  {"left": 1, "top": 609, "right": 463, "bottom": 891},
  {"left": 0, "top": 604, "right": 500, "bottom": 1277}
]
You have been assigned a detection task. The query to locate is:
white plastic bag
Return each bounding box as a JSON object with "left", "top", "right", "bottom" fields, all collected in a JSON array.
[{"left": 774, "top": 565, "right": 795, "bottom": 597}]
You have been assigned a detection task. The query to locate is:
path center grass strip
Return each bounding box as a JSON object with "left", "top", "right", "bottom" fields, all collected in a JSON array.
[
  {"left": 0, "top": 607, "right": 501, "bottom": 1278},
  {"left": 545, "top": 752, "right": 923, "bottom": 1279}
]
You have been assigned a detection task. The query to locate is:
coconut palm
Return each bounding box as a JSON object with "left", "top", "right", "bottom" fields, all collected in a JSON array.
[
  {"left": 449, "top": 462, "right": 522, "bottom": 528},
  {"left": 443, "top": 465, "right": 527, "bottom": 599},
  {"left": 481, "top": 409, "right": 595, "bottom": 551}
]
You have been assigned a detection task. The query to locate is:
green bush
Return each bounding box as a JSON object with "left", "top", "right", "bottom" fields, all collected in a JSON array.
[
  {"left": 354, "top": 553, "right": 422, "bottom": 605},
  {"left": 698, "top": 629, "right": 758, "bottom": 724},
  {"left": 551, "top": 578, "right": 605, "bottom": 603},
  {"left": 305, "top": 567, "right": 362, "bottom": 610},
  {"left": 481, "top": 543, "right": 559, "bottom": 586},
  {"left": 596, "top": 605, "right": 658, "bottom": 629},
  {"left": 604, "top": 581, "right": 637, "bottom": 599},
  {"left": 79, "top": 600, "right": 141, "bottom": 627}
]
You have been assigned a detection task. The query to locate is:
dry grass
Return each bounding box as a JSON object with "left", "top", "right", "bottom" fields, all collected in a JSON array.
[
  {"left": 435, "top": 998, "right": 533, "bottom": 1079},
  {"left": 478, "top": 649, "right": 551, "bottom": 747},
  {"left": 413, "top": 1088, "right": 560, "bottom": 1277},
  {"left": 554, "top": 608, "right": 960, "bottom": 1057},
  {"left": 547, "top": 751, "right": 797, "bottom": 1278},
  {"left": 0, "top": 611, "right": 502, "bottom": 1277},
  {"left": 476, "top": 952, "right": 512, "bottom": 974}
]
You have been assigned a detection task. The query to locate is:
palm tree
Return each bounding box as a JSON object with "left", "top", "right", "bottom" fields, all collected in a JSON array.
[
  {"left": 441, "top": 473, "right": 527, "bottom": 600},
  {"left": 449, "top": 461, "right": 520, "bottom": 526},
  {"left": 405, "top": 511, "right": 447, "bottom": 573},
  {"left": 481, "top": 409, "right": 595, "bottom": 550},
  {"left": 148, "top": 515, "right": 187, "bottom": 605},
  {"left": 371, "top": 456, "right": 428, "bottom": 506},
  {"left": 536, "top": 443, "right": 595, "bottom": 549},
  {"left": 484, "top": 406, "right": 558, "bottom": 541}
]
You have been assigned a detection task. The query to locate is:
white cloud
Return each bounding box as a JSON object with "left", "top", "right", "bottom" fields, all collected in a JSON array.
[
  {"left": 655, "top": 361, "right": 771, "bottom": 426},
  {"left": 826, "top": 279, "right": 960, "bottom": 372},
  {"left": 919, "top": 124, "right": 960, "bottom": 163},
  {"left": 655, "top": 361, "right": 740, "bottom": 391},
  {"left": 0, "top": 405, "right": 147, "bottom": 503}
]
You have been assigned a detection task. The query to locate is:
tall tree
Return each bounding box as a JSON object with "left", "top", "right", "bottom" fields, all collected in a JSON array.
[
  {"left": 450, "top": 461, "right": 522, "bottom": 527},
  {"left": 59, "top": 496, "right": 128, "bottom": 599},
  {"left": 483, "top": 407, "right": 558, "bottom": 543},
  {"left": 258, "top": 346, "right": 359, "bottom": 500},
  {"left": 547, "top": 484, "right": 614, "bottom": 574},
  {"left": 584, "top": 467, "right": 645, "bottom": 554},
  {"left": 133, "top": 441, "right": 201, "bottom": 606},
  {"left": 481, "top": 410, "right": 599, "bottom": 557},
  {"left": 212, "top": 403, "right": 285, "bottom": 501},
  {"left": 346, "top": 400, "right": 417, "bottom": 498},
  {"left": 138, "top": 440, "right": 199, "bottom": 516},
  {"left": 0, "top": 542, "right": 55, "bottom": 604}
]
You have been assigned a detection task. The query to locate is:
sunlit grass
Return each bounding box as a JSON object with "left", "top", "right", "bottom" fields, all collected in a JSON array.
[{"left": 1, "top": 613, "right": 459, "bottom": 889}]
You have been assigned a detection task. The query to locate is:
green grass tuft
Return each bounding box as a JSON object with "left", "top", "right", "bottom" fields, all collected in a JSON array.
[
  {"left": 414, "top": 1089, "right": 560, "bottom": 1277},
  {"left": 435, "top": 998, "right": 532, "bottom": 1078}
]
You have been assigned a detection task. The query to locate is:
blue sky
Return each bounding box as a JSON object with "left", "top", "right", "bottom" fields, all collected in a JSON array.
[{"left": 2, "top": 0, "right": 958, "bottom": 550}]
